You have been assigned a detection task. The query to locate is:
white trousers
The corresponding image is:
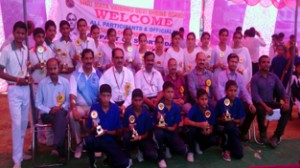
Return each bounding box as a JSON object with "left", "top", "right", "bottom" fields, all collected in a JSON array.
[
  {"left": 8, "top": 85, "right": 30, "bottom": 164},
  {"left": 69, "top": 105, "right": 90, "bottom": 144}
]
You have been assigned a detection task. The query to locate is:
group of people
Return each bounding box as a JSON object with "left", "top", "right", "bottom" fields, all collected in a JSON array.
[{"left": 0, "top": 18, "right": 298, "bottom": 168}]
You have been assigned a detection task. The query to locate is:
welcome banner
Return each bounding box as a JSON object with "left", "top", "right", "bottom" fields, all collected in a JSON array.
[{"left": 56, "top": 0, "right": 185, "bottom": 50}]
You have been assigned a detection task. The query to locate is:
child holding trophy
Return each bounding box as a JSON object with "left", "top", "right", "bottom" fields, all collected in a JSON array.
[
  {"left": 153, "top": 81, "right": 187, "bottom": 168},
  {"left": 84, "top": 84, "right": 131, "bottom": 168},
  {"left": 184, "top": 88, "right": 218, "bottom": 162},
  {"left": 123, "top": 89, "right": 157, "bottom": 162},
  {"left": 215, "top": 80, "right": 245, "bottom": 162}
]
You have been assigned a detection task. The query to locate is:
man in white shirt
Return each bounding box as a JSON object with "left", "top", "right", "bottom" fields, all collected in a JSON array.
[
  {"left": 69, "top": 49, "right": 101, "bottom": 158},
  {"left": 35, "top": 58, "right": 70, "bottom": 161},
  {"left": 0, "top": 21, "right": 32, "bottom": 168},
  {"left": 135, "top": 51, "right": 164, "bottom": 109},
  {"left": 99, "top": 48, "right": 135, "bottom": 114},
  {"left": 242, "top": 28, "right": 266, "bottom": 74}
]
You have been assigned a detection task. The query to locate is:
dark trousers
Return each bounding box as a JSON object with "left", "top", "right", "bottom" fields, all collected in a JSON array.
[
  {"left": 252, "top": 62, "right": 259, "bottom": 75},
  {"left": 84, "top": 135, "right": 129, "bottom": 168},
  {"left": 186, "top": 127, "right": 218, "bottom": 153},
  {"left": 153, "top": 128, "right": 187, "bottom": 161},
  {"left": 240, "top": 102, "right": 290, "bottom": 138},
  {"left": 217, "top": 122, "right": 243, "bottom": 159},
  {"left": 41, "top": 110, "right": 67, "bottom": 156},
  {"left": 123, "top": 131, "right": 157, "bottom": 161}
]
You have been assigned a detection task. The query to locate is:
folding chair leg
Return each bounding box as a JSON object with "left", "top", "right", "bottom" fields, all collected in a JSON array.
[{"left": 252, "top": 122, "right": 264, "bottom": 145}]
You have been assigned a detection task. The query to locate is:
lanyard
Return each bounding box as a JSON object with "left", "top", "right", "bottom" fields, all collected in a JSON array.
[
  {"left": 14, "top": 49, "right": 24, "bottom": 71},
  {"left": 35, "top": 50, "right": 44, "bottom": 63},
  {"left": 142, "top": 70, "right": 154, "bottom": 87},
  {"left": 113, "top": 68, "right": 124, "bottom": 91}
]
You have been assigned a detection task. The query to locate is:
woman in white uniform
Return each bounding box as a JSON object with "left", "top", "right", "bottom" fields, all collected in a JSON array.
[
  {"left": 199, "top": 32, "right": 213, "bottom": 71},
  {"left": 90, "top": 25, "right": 104, "bottom": 71},
  {"left": 138, "top": 33, "right": 148, "bottom": 68},
  {"left": 165, "top": 31, "right": 184, "bottom": 75},
  {"left": 101, "top": 28, "right": 117, "bottom": 71},
  {"left": 154, "top": 35, "right": 166, "bottom": 76},
  {"left": 184, "top": 32, "right": 200, "bottom": 74},
  {"left": 120, "top": 28, "right": 140, "bottom": 74},
  {"left": 211, "top": 28, "right": 233, "bottom": 76},
  {"left": 232, "top": 31, "right": 252, "bottom": 85}
]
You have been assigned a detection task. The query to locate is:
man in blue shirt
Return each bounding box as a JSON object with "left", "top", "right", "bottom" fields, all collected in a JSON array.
[
  {"left": 245, "top": 55, "right": 290, "bottom": 147},
  {"left": 184, "top": 88, "right": 218, "bottom": 162},
  {"left": 84, "top": 84, "right": 131, "bottom": 168},
  {"left": 69, "top": 48, "right": 101, "bottom": 158},
  {"left": 215, "top": 80, "right": 245, "bottom": 162},
  {"left": 188, "top": 52, "right": 218, "bottom": 107},
  {"left": 215, "top": 53, "right": 256, "bottom": 140},
  {"left": 35, "top": 58, "right": 70, "bottom": 162},
  {"left": 123, "top": 89, "right": 157, "bottom": 162},
  {"left": 153, "top": 81, "right": 187, "bottom": 168}
]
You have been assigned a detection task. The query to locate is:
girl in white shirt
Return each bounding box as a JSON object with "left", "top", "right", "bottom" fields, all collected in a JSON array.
[
  {"left": 199, "top": 32, "right": 213, "bottom": 70},
  {"left": 102, "top": 28, "right": 117, "bottom": 71},
  {"left": 90, "top": 25, "right": 103, "bottom": 71},
  {"left": 120, "top": 28, "right": 140, "bottom": 74},
  {"left": 138, "top": 33, "right": 148, "bottom": 68},
  {"left": 232, "top": 31, "right": 252, "bottom": 85},
  {"left": 211, "top": 28, "right": 233, "bottom": 76},
  {"left": 165, "top": 31, "right": 184, "bottom": 74},
  {"left": 154, "top": 35, "right": 166, "bottom": 76},
  {"left": 184, "top": 32, "right": 200, "bottom": 74}
]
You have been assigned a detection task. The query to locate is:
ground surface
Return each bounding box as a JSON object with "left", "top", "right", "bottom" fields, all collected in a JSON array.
[{"left": 0, "top": 94, "right": 300, "bottom": 168}]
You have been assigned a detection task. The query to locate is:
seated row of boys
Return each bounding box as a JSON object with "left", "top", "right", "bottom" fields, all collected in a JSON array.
[{"left": 35, "top": 50, "right": 290, "bottom": 168}]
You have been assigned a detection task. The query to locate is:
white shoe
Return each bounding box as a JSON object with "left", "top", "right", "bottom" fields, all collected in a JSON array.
[
  {"left": 74, "top": 144, "right": 83, "bottom": 159},
  {"left": 195, "top": 143, "right": 203, "bottom": 155},
  {"left": 165, "top": 147, "right": 172, "bottom": 159},
  {"left": 94, "top": 152, "right": 102, "bottom": 157},
  {"left": 136, "top": 149, "right": 144, "bottom": 162},
  {"left": 158, "top": 159, "right": 167, "bottom": 168},
  {"left": 23, "top": 153, "right": 32, "bottom": 160},
  {"left": 50, "top": 149, "right": 59, "bottom": 157},
  {"left": 13, "top": 163, "right": 21, "bottom": 168},
  {"left": 126, "top": 159, "right": 133, "bottom": 168},
  {"left": 186, "top": 152, "right": 194, "bottom": 162}
]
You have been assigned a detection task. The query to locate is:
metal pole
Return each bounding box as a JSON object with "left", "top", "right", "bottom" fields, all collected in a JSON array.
[
  {"left": 287, "top": 0, "right": 299, "bottom": 116},
  {"left": 22, "top": 0, "right": 38, "bottom": 163}
]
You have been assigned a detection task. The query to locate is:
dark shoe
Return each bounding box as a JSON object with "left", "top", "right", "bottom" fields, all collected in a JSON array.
[
  {"left": 89, "top": 161, "right": 97, "bottom": 168},
  {"left": 260, "top": 132, "right": 269, "bottom": 144},
  {"left": 240, "top": 133, "right": 249, "bottom": 142},
  {"left": 59, "top": 156, "right": 67, "bottom": 165},
  {"left": 270, "top": 135, "right": 279, "bottom": 148}
]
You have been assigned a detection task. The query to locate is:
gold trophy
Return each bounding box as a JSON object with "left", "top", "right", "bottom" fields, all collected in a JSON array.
[
  {"left": 224, "top": 98, "right": 232, "bottom": 121},
  {"left": 91, "top": 110, "right": 104, "bottom": 136},
  {"left": 157, "top": 103, "right": 167, "bottom": 127},
  {"left": 129, "top": 115, "right": 139, "bottom": 140}
]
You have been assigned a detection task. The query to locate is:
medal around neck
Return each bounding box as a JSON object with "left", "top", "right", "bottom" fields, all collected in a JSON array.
[
  {"left": 37, "top": 46, "right": 45, "bottom": 54},
  {"left": 127, "top": 46, "right": 133, "bottom": 52}
]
